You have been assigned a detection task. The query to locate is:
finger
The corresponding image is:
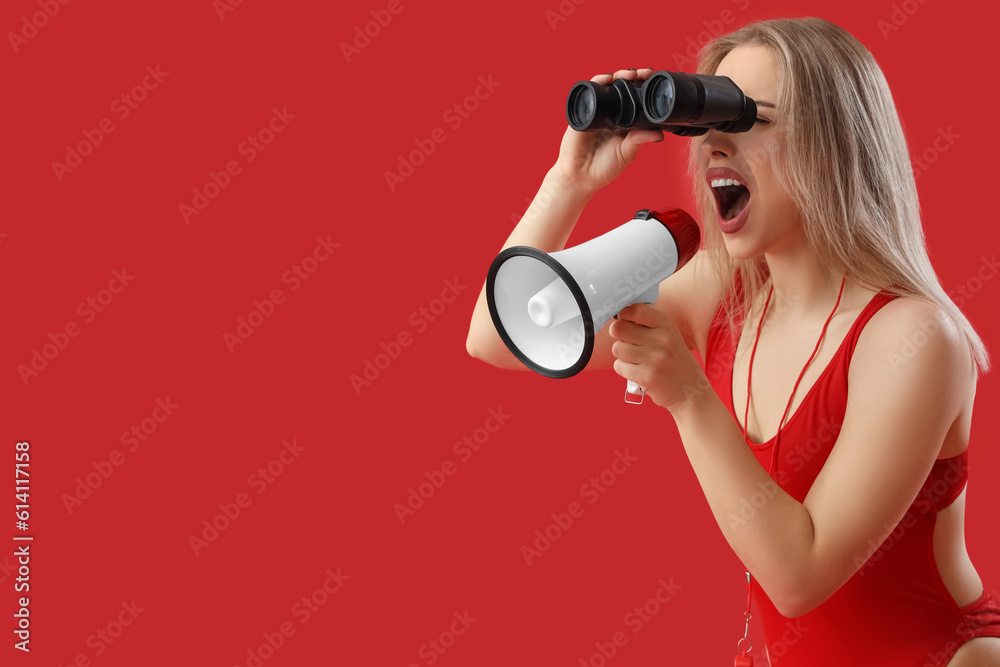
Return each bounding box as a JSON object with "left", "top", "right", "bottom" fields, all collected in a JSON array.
[
  {"left": 616, "top": 303, "right": 666, "bottom": 328},
  {"left": 608, "top": 317, "right": 653, "bottom": 345},
  {"left": 619, "top": 130, "right": 665, "bottom": 165},
  {"left": 590, "top": 72, "right": 615, "bottom": 83},
  {"left": 625, "top": 128, "right": 665, "bottom": 146},
  {"left": 590, "top": 67, "right": 655, "bottom": 84},
  {"left": 635, "top": 66, "right": 657, "bottom": 81},
  {"left": 612, "top": 357, "right": 641, "bottom": 383},
  {"left": 611, "top": 339, "right": 646, "bottom": 364}
]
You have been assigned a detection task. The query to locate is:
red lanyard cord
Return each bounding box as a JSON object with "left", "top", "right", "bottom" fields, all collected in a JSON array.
[{"left": 737, "top": 276, "right": 846, "bottom": 662}]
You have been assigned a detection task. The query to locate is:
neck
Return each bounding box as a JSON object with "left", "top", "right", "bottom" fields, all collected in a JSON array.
[{"left": 761, "top": 235, "right": 847, "bottom": 322}]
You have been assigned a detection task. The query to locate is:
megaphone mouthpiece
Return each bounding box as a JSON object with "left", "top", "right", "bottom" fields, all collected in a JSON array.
[{"left": 527, "top": 277, "right": 577, "bottom": 329}]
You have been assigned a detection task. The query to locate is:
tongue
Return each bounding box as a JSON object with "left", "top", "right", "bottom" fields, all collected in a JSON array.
[{"left": 725, "top": 189, "right": 750, "bottom": 221}]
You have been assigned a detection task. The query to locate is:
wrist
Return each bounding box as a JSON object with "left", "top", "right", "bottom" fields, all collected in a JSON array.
[
  {"left": 665, "top": 374, "right": 720, "bottom": 423},
  {"left": 547, "top": 163, "right": 600, "bottom": 202}
]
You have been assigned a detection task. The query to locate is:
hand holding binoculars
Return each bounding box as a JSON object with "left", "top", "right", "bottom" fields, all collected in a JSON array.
[{"left": 566, "top": 70, "right": 757, "bottom": 136}]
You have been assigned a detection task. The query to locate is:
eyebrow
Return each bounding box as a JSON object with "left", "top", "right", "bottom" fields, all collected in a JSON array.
[{"left": 755, "top": 101, "right": 776, "bottom": 109}]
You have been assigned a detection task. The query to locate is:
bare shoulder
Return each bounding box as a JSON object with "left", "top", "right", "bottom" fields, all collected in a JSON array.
[{"left": 850, "top": 294, "right": 976, "bottom": 406}]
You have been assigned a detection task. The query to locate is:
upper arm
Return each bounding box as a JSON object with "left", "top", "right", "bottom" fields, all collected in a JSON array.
[
  {"left": 587, "top": 249, "right": 728, "bottom": 370},
  {"left": 795, "top": 298, "right": 975, "bottom": 614}
]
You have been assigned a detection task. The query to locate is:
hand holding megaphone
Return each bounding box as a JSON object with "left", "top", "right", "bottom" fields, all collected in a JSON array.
[
  {"left": 486, "top": 207, "right": 700, "bottom": 403},
  {"left": 609, "top": 300, "right": 705, "bottom": 409}
]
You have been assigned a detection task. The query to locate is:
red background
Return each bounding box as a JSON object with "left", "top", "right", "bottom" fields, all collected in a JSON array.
[{"left": 2, "top": 0, "right": 997, "bottom": 665}]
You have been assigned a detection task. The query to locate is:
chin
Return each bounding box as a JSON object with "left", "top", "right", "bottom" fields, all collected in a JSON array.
[{"left": 718, "top": 226, "right": 764, "bottom": 261}]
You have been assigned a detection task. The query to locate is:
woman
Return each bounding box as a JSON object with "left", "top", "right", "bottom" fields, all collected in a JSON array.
[{"left": 466, "top": 17, "right": 1000, "bottom": 667}]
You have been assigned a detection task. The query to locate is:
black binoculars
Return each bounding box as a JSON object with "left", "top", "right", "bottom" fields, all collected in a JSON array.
[{"left": 565, "top": 70, "right": 757, "bottom": 136}]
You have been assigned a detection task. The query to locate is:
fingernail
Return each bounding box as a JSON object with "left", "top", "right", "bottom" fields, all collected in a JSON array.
[
  {"left": 606, "top": 72, "right": 614, "bottom": 76},
  {"left": 628, "top": 68, "right": 637, "bottom": 71}
]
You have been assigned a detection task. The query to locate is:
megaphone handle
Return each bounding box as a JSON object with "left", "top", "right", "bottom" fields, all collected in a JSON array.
[
  {"left": 625, "top": 380, "right": 644, "bottom": 404},
  {"left": 621, "top": 283, "right": 659, "bottom": 405}
]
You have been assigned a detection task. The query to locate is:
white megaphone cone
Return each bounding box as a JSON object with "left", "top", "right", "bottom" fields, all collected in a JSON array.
[{"left": 486, "top": 207, "right": 701, "bottom": 403}]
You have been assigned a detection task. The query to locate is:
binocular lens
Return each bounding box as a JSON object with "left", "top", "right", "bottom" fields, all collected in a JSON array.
[
  {"left": 647, "top": 76, "right": 675, "bottom": 121},
  {"left": 568, "top": 86, "right": 596, "bottom": 129}
]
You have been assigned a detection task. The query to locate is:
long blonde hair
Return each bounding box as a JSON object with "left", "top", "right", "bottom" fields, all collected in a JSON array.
[{"left": 688, "top": 17, "right": 990, "bottom": 372}]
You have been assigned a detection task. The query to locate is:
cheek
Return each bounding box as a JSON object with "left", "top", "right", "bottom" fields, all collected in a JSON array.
[
  {"left": 751, "top": 163, "right": 787, "bottom": 209},
  {"left": 693, "top": 147, "right": 709, "bottom": 174},
  {"left": 741, "top": 136, "right": 774, "bottom": 169},
  {"left": 750, "top": 176, "right": 802, "bottom": 240}
]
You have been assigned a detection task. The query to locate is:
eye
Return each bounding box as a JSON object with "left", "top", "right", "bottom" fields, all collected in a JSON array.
[{"left": 755, "top": 117, "right": 771, "bottom": 125}]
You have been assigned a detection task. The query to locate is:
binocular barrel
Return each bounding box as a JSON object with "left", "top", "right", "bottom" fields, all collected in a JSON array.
[{"left": 566, "top": 70, "right": 757, "bottom": 136}]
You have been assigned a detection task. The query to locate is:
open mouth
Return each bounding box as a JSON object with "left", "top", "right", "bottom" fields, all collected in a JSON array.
[{"left": 710, "top": 178, "right": 751, "bottom": 221}]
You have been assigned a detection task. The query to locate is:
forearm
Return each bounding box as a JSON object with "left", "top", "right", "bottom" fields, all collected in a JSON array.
[
  {"left": 466, "top": 166, "right": 596, "bottom": 363},
  {"left": 669, "top": 387, "right": 817, "bottom": 614},
  {"left": 498, "top": 165, "right": 597, "bottom": 252}
]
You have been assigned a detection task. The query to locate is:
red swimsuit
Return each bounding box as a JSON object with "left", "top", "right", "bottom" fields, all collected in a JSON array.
[{"left": 703, "top": 284, "right": 1000, "bottom": 666}]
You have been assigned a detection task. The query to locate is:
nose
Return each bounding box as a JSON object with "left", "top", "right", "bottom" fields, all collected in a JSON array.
[{"left": 699, "top": 128, "right": 737, "bottom": 160}]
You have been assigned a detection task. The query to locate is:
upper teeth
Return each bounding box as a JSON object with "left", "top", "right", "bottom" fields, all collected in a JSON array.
[{"left": 711, "top": 178, "right": 742, "bottom": 188}]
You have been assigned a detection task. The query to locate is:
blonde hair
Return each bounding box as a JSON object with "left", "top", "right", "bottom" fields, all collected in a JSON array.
[{"left": 688, "top": 17, "right": 990, "bottom": 372}]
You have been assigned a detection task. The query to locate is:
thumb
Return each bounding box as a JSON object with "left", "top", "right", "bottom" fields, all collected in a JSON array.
[{"left": 620, "top": 128, "right": 665, "bottom": 164}]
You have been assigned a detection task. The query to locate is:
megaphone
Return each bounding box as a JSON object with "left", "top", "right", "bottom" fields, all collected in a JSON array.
[{"left": 486, "top": 207, "right": 700, "bottom": 403}]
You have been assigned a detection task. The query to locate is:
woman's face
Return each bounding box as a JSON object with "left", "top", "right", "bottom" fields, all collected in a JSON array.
[{"left": 695, "top": 45, "right": 803, "bottom": 260}]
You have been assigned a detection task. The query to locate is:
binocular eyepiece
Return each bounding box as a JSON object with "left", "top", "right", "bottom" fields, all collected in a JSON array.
[{"left": 566, "top": 70, "right": 757, "bottom": 136}]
